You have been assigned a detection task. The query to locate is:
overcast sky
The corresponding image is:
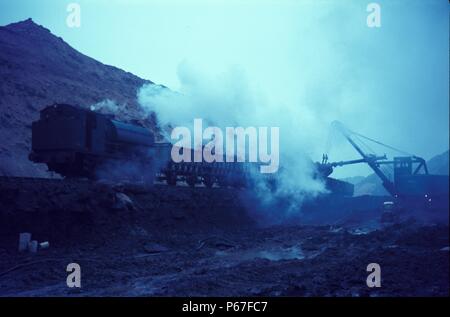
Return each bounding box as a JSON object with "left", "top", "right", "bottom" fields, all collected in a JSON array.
[{"left": 1, "top": 0, "right": 448, "bottom": 177}]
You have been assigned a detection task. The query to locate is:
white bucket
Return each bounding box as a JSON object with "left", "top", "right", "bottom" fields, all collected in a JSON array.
[{"left": 28, "top": 240, "right": 38, "bottom": 253}]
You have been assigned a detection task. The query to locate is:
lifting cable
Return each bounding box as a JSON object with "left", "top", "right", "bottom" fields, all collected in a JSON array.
[
  {"left": 348, "top": 130, "right": 412, "bottom": 156},
  {"left": 354, "top": 134, "right": 376, "bottom": 156}
]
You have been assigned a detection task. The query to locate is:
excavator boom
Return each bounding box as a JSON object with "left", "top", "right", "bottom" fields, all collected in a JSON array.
[{"left": 331, "top": 121, "right": 397, "bottom": 195}]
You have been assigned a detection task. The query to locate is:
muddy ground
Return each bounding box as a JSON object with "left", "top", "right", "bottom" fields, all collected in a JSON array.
[{"left": 0, "top": 177, "right": 448, "bottom": 296}]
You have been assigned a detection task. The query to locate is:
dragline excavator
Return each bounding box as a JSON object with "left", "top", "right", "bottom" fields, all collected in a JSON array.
[{"left": 316, "top": 121, "right": 448, "bottom": 204}]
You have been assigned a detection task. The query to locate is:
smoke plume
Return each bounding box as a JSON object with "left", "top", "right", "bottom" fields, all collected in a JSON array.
[{"left": 137, "top": 61, "right": 328, "bottom": 219}]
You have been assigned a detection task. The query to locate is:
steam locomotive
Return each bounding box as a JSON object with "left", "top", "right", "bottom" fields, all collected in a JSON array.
[
  {"left": 29, "top": 103, "right": 353, "bottom": 195},
  {"left": 29, "top": 103, "right": 259, "bottom": 188}
]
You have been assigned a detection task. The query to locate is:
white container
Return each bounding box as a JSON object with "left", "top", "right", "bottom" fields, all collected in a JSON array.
[
  {"left": 28, "top": 240, "right": 38, "bottom": 253},
  {"left": 18, "top": 233, "right": 31, "bottom": 252},
  {"left": 39, "top": 241, "right": 50, "bottom": 249}
]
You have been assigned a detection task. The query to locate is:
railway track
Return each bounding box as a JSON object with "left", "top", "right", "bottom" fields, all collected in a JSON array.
[
  {"left": 0, "top": 176, "right": 64, "bottom": 183},
  {"left": 0, "top": 176, "right": 88, "bottom": 187},
  {"left": 0, "top": 175, "right": 234, "bottom": 193}
]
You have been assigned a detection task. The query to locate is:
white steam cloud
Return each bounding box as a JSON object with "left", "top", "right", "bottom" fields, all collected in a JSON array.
[
  {"left": 137, "top": 61, "right": 328, "bottom": 216},
  {"left": 90, "top": 99, "right": 120, "bottom": 113}
]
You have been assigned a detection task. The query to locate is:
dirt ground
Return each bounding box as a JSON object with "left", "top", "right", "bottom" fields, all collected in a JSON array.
[{"left": 0, "top": 177, "right": 448, "bottom": 296}]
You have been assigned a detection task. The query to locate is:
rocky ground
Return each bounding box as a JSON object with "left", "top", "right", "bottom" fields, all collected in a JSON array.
[{"left": 0, "top": 177, "right": 448, "bottom": 297}]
